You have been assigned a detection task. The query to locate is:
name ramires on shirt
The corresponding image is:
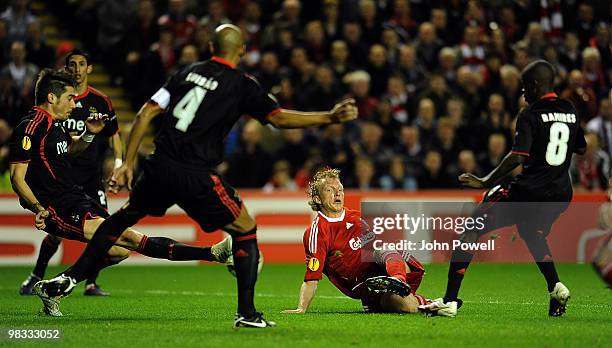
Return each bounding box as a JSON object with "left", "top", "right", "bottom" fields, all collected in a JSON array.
[
  {"left": 185, "top": 72, "right": 219, "bottom": 91},
  {"left": 540, "top": 112, "right": 577, "bottom": 123}
]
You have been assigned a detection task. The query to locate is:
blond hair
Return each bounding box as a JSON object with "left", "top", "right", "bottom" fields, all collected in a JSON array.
[{"left": 307, "top": 167, "right": 341, "bottom": 211}]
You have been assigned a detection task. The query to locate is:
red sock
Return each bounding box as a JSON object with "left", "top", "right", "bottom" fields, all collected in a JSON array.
[
  {"left": 413, "top": 294, "right": 430, "bottom": 305},
  {"left": 385, "top": 259, "right": 407, "bottom": 283}
]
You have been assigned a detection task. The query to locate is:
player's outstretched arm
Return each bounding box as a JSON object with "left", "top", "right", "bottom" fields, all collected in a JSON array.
[
  {"left": 459, "top": 152, "right": 526, "bottom": 189},
  {"left": 268, "top": 99, "right": 358, "bottom": 129},
  {"left": 282, "top": 280, "right": 319, "bottom": 314},
  {"left": 9, "top": 163, "right": 48, "bottom": 229},
  {"left": 109, "top": 102, "right": 162, "bottom": 192},
  {"left": 69, "top": 112, "right": 109, "bottom": 155}
]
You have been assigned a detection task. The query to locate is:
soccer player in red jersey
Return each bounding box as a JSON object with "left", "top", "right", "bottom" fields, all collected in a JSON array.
[{"left": 283, "top": 168, "right": 456, "bottom": 316}]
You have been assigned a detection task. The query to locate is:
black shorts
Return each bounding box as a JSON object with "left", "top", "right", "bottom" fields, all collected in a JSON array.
[
  {"left": 474, "top": 183, "right": 569, "bottom": 238},
  {"left": 82, "top": 183, "right": 107, "bottom": 208},
  {"left": 128, "top": 156, "right": 243, "bottom": 232},
  {"left": 44, "top": 190, "right": 109, "bottom": 243}
]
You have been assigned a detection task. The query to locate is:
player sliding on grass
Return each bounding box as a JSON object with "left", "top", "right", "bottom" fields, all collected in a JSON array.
[
  {"left": 282, "top": 168, "right": 456, "bottom": 316},
  {"left": 8, "top": 69, "right": 236, "bottom": 316},
  {"left": 429, "top": 60, "right": 587, "bottom": 317},
  {"left": 35, "top": 24, "right": 358, "bottom": 328}
]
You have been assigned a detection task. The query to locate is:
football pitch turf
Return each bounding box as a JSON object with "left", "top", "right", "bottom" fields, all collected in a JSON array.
[{"left": 0, "top": 264, "right": 610, "bottom": 347}]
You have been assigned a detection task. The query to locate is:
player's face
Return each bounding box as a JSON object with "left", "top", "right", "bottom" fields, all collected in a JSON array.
[
  {"left": 54, "top": 86, "right": 76, "bottom": 120},
  {"left": 317, "top": 178, "right": 344, "bottom": 215},
  {"left": 67, "top": 55, "right": 91, "bottom": 85}
]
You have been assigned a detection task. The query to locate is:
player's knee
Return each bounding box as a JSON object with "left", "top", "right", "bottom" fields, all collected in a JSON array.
[
  {"left": 116, "top": 228, "right": 144, "bottom": 250},
  {"left": 380, "top": 293, "right": 419, "bottom": 313},
  {"left": 45, "top": 234, "right": 62, "bottom": 245},
  {"left": 107, "top": 246, "right": 130, "bottom": 263}
]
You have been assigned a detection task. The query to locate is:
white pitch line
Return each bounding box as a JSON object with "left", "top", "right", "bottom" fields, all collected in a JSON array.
[{"left": 2, "top": 286, "right": 610, "bottom": 309}]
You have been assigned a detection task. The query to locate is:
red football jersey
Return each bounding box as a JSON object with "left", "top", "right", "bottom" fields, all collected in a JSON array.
[{"left": 303, "top": 208, "right": 375, "bottom": 299}]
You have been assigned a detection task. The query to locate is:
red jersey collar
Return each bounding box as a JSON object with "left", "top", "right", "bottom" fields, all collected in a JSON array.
[
  {"left": 33, "top": 106, "right": 54, "bottom": 121},
  {"left": 211, "top": 56, "right": 236, "bottom": 69},
  {"left": 539, "top": 92, "right": 558, "bottom": 100},
  {"left": 74, "top": 85, "right": 91, "bottom": 101}
]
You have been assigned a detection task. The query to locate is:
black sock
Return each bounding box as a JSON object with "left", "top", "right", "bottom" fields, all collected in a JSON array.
[
  {"left": 232, "top": 228, "right": 259, "bottom": 317},
  {"left": 522, "top": 232, "right": 559, "bottom": 292},
  {"left": 137, "top": 236, "right": 213, "bottom": 261},
  {"left": 33, "top": 235, "right": 60, "bottom": 278},
  {"left": 444, "top": 249, "right": 474, "bottom": 302},
  {"left": 86, "top": 269, "right": 100, "bottom": 286},
  {"left": 65, "top": 209, "right": 139, "bottom": 282}
]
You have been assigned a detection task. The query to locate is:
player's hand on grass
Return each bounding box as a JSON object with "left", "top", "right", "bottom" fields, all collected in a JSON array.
[
  {"left": 108, "top": 164, "right": 134, "bottom": 193},
  {"left": 35, "top": 209, "right": 49, "bottom": 230},
  {"left": 85, "top": 112, "right": 109, "bottom": 134},
  {"left": 458, "top": 173, "right": 485, "bottom": 189},
  {"left": 330, "top": 98, "right": 358, "bottom": 123},
  {"left": 281, "top": 308, "right": 306, "bottom": 314}
]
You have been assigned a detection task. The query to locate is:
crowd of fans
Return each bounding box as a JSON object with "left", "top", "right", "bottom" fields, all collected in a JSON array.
[{"left": 5, "top": 0, "right": 612, "bottom": 192}]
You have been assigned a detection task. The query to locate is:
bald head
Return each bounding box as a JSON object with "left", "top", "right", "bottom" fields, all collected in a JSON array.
[
  {"left": 211, "top": 24, "right": 244, "bottom": 57},
  {"left": 521, "top": 59, "right": 555, "bottom": 103}
]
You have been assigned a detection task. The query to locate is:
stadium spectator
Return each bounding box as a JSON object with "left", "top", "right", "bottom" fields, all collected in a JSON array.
[
  {"left": 277, "top": 129, "right": 309, "bottom": 176},
  {"left": 387, "top": 0, "right": 417, "bottom": 38},
  {"left": 358, "top": 0, "right": 382, "bottom": 46},
  {"left": 321, "top": 0, "right": 340, "bottom": 39},
  {"left": 417, "top": 150, "right": 454, "bottom": 188},
  {"left": 305, "top": 65, "right": 342, "bottom": 112},
  {"left": 458, "top": 25, "right": 485, "bottom": 71},
  {"left": 498, "top": 64, "right": 522, "bottom": 116},
  {"left": 380, "top": 155, "right": 417, "bottom": 191},
  {"left": 413, "top": 97, "right": 436, "bottom": 148},
  {"left": 263, "top": 160, "right": 297, "bottom": 192},
  {"left": 0, "top": 40, "right": 37, "bottom": 103},
  {"left": 24, "top": 20, "right": 53, "bottom": 68},
  {"left": 0, "top": 0, "right": 35, "bottom": 43},
  {"left": 479, "top": 133, "right": 507, "bottom": 175},
  {"left": 354, "top": 122, "right": 393, "bottom": 173},
  {"left": 571, "top": 133, "right": 610, "bottom": 191},
  {"left": 437, "top": 46, "right": 458, "bottom": 85},
  {"left": 418, "top": 73, "right": 452, "bottom": 118},
  {"left": 395, "top": 125, "right": 423, "bottom": 173},
  {"left": 158, "top": 0, "right": 197, "bottom": 48},
  {"left": 456, "top": 149, "right": 481, "bottom": 177},
  {"left": 344, "top": 70, "right": 377, "bottom": 120},
  {"left": 433, "top": 117, "right": 461, "bottom": 170},
  {"left": 414, "top": 22, "right": 443, "bottom": 71},
  {"left": 561, "top": 69, "right": 598, "bottom": 123},
  {"left": 342, "top": 21, "right": 368, "bottom": 67},
  {"left": 346, "top": 156, "right": 378, "bottom": 190},
  {"left": 559, "top": 31, "right": 582, "bottom": 71},
  {"left": 373, "top": 97, "right": 402, "bottom": 147},
  {"left": 397, "top": 44, "right": 426, "bottom": 96},
  {"left": 365, "top": 44, "right": 390, "bottom": 98},
  {"left": 328, "top": 40, "right": 355, "bottom": 90},
  {"left": 382, "top": 75, "right": 408, "bottom": 122},
  {"left": 586, "top": 98, "right": 612, "bottom": 155},
  {"left": 253, "top": 51, "right": 280, "bottom": 92},
  {"left": 124, "top": 0, "right": 159, "bottom": 63},
  {"left": 581, "top": 47, "right": 608, "bottom": 98},
  {"left": 226, "top": 119, "right": 274, "bottom": 188}
]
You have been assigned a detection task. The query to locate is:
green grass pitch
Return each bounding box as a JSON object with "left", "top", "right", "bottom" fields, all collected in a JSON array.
[{"left": 0, "top": 264, "right": 610, "bottom": 347}]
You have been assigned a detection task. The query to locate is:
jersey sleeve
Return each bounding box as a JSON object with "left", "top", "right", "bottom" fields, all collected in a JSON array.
[
  {"left": 512, "top": 111, "right": 534, "bottom": 156},
  {"left": 239, "top": 74, "right": 281, "bottom": 124},
  {"left": 303, "top": 219, "right": 328, "bottom": 282},
  {"left": 8, "top": 117, "right": 46, "bottom": 164},
  {"left": 575, "top": 125, "right": 587, "bottom": 150},
  {"left": 150, "top": 71, "right": 182, "bottom": 109}
]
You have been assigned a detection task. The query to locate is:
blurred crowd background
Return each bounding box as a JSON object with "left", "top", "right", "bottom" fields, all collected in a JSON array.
[{"left": 0, "top": 0, "right": 610, "bottom": 192}]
